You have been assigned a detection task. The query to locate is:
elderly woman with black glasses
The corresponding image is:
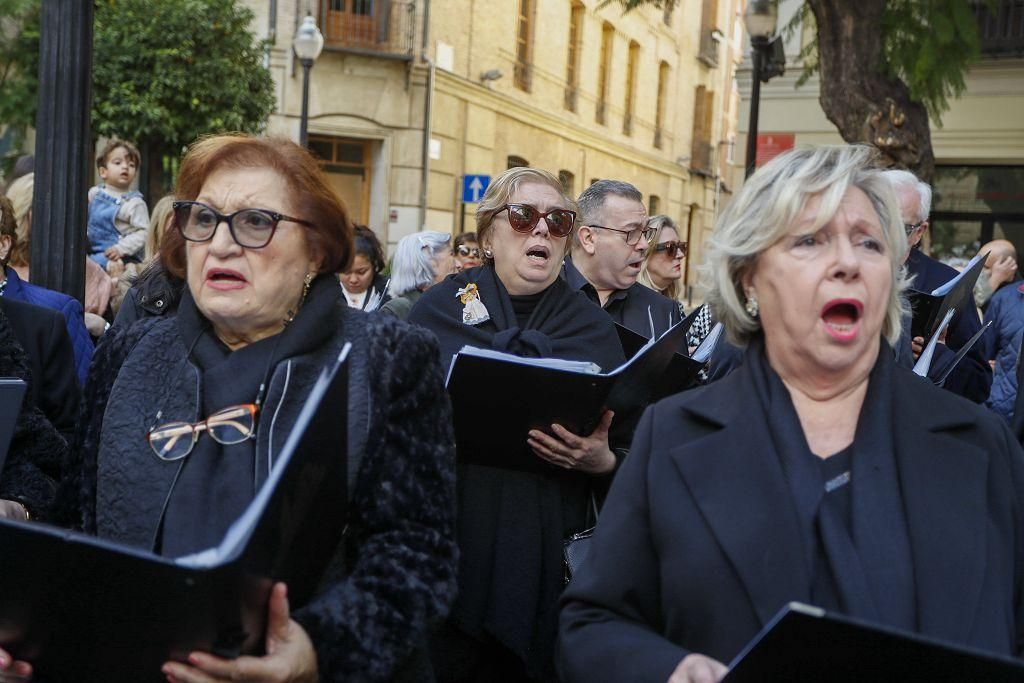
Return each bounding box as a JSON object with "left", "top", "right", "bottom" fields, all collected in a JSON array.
[
  {"left": 408, "top": 166, "right": 625, "bottom": 681},
  {"left": 1, "top": 134, "right": 458, "bottom": 683}
]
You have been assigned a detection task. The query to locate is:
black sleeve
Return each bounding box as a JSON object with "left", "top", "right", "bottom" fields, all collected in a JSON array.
[
  {"left": 293, "top": 323, "right": 458, "bottom": 682},
  {"left": 36, "top": 310, "right": 80, "bottom": 443},
  {"left": 928, "top": 307, "right": 992, "bottom": 403}
]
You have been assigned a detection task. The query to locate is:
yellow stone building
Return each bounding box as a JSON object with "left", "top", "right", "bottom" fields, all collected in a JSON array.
[{"left": 245, "top": 0, "right": 745, "bottom": 295}]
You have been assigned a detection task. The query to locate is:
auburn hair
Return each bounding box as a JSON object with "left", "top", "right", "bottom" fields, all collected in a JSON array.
[{"left": 161, "top": 134, "right": 353, "bottom": 278}]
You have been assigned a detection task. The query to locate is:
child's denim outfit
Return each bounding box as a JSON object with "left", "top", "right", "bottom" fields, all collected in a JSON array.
[{"left": 87, "top": 184, "right": 149, "bottom": 268}]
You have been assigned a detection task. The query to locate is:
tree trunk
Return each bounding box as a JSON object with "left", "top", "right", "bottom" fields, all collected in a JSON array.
[{"left": 807, "top": 0, "right": 936, "bottom": 182}]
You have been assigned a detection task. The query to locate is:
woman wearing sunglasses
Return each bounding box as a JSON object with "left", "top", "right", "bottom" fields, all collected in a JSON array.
[
  {"left": 637, "top": 215, "right": 688, "bottom": 310},
  {"left": 19, "top": 135, "right": 458, "bottom": 683},
  {"left": 452, "top": 232, "right": 483, "bottom": 271},
  {"left": 408, "top": 167, "right": 625, "bottom": 681}
]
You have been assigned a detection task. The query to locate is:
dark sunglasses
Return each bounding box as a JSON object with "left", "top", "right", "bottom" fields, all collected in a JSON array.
[
  {"left": 456, "top": 245, "right": 482, "bottom": 258},
  {"left": 498, "top": 204, "right": 576, "bottom": 238},
  {"left": 653, "top": 240, "right": 688, "bottom": 257}
]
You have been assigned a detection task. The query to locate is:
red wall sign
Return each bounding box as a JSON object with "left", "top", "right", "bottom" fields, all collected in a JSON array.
[{"left": 756, "top": 133, "right": 795, "bottom": 166}]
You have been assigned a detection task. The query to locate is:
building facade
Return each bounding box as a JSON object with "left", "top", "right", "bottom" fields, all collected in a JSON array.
[
  {"left": 736, "top": 0, "right": 1024, "bottom": 262},
  {"left": 246, "top": 0, "right": 744, "bottom": 295}
]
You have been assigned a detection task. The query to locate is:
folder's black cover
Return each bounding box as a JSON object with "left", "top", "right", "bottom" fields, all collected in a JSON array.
[
  {"left": 446, "top": 320, "right": 690, "bottom": 472},
  {"left": 724, "top": 602, "right": 1024, "bottom": 682},
  {"left": 0, "top": 378, "right": 26, "bottom": 475},
  {"left": 0, "top": 347, "right": 351, "bottom": 682},
  {"left": 615, "top": 324, "right": 705, "bottom": 400},
  {"left": 907, "top": 252, "right": 986, "bottom": 339}
]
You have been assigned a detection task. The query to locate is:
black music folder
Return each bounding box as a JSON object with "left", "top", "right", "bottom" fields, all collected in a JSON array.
[
  {"left": 445, "top": 317, "right": 690, "bottom": 472},
  {"left": 0, "top": 378, "right": 26, "bottom": 475},
  {"left": 907, "top": 250, "right": 987, "bottom": 339},
  {"left": 724, "top": 602, "right": 1024, "bottom": 682},
  {"left": 615, "top": 311, "right": 723, "bottom": 401},
  {"left": 0, "top": 345, "right": 351, "bottom": 682}
]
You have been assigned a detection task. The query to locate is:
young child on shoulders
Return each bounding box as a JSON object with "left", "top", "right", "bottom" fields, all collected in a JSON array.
[{"left": 87, "top": 139, "right": 149, "bottom": 271}]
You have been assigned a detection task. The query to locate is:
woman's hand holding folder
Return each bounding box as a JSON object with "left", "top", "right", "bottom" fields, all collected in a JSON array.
[
  {"left": 528, "top": 409, "right": 616, "bottom": 474},
  {"left": 162, "top": 583, "right": 317, "bottom": 683}
]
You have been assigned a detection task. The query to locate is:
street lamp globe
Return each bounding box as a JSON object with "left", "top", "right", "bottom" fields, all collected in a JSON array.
[
  {"left": 293, "top": 14, "right": 324, "bottom": 64},
  {"left": 744, "top": 0, "right": 778, "bottom": 40}
]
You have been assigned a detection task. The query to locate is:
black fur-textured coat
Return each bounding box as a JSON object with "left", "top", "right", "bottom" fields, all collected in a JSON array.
[
  {"left": 55, "top": 297, "right": 458, "bottom": 681},
  {"left": 0, "top": 306, "right": 67, "bottom": 518}
]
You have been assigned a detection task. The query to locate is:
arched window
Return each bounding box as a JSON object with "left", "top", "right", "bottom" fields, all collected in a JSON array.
[
  {"left": 507, "top": 155, "right": 529, "bottom": 169},
  {"left": 649, "top": 195, "right": 661, "bottom": 215}
]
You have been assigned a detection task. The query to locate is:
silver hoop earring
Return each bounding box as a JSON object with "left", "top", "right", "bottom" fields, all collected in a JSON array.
[{"left": 744, "top": 292, "right": 759, "bottom": 318}]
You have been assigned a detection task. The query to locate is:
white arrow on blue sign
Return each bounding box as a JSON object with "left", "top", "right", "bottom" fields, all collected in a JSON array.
[{"left": 461, "top": 174, "right": 491, "bottom": 203}]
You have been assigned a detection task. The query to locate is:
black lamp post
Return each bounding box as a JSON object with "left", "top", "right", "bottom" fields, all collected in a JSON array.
[
  {"left": 293, "top": 14, "right": 324, "bottom": 148},
  {"left": 743, "top": 0, "right": 779, "bottom": 180}
]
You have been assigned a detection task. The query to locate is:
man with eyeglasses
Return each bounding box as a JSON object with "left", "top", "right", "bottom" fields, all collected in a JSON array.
[
  {"left": 883, "top": 169, "right": 991, "bottom": 403},
  {"left": 562, "top": 180, "right": 681, "bottom": 344}
]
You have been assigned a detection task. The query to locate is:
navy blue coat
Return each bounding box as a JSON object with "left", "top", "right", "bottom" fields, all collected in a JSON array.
[
  {"left": 904, "top": 249, "right": 991, "bottom": 403},
  {"left": 3, "top": 266, "right": 93, "bottom": 384},
  {"left": 559, "top": 352, "right": 1024, "bottom": 682}
]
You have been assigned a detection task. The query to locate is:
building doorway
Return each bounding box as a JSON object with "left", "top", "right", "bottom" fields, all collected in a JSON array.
[{"left": 310, "top": 136, "right": 373, "bottom": 226}]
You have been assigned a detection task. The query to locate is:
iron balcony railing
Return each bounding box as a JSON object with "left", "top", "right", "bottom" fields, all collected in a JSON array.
[{"left": 973, "top": 0, "right": 1024, "bottom": 57}]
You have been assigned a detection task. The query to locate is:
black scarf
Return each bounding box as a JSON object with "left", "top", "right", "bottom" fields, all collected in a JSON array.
[
  {"left": 160, "top": 274, "right": 340, "bottom": 556},
  {"left": 409, "top": 263, "right": 624, "bottom": 677},
  {"left": 746, "top": 336, "right": 917, "bottom": 630}
]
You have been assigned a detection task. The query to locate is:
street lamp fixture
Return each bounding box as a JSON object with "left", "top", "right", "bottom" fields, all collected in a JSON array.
[
  {"left": 293, "top": 14, "right": 324, "bottom": 148},
  {"left": 743, "top": 0, "right": 779, "bottom": 179}
]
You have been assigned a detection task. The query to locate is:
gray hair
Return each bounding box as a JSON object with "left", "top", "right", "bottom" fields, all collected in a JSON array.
[
  {"left": 880, "top": 168, "right": 932, "bottom": 222},
  {"left": 389, "top": 230, "right": 452, "bottom": 297},
  {"left": 702, "top": 145, "right": 908, "bottom": 347},
  {"left": 574, "top": 180, "right": 643, "bottom": 248}
]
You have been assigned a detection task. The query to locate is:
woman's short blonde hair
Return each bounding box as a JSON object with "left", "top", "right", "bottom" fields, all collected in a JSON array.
[
  {"left": 702, "top": 145, "right": 908, "bottom": 347},
  {"left": 146, "top": 195, "right": 175, "bottom": 261},
  {"left": 475, "top": 167, "right": 576, "bottom": 259},
  {"left": 5, "top": 173, "right": 33, "bottom": 268},
  {"left": 637, "top": 215, "right": 683, "bottom": 302}
]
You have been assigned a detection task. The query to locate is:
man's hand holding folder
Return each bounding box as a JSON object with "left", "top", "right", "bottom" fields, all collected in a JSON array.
[{"left": 527, "top": 410, "right": 616, "bottom": 474}]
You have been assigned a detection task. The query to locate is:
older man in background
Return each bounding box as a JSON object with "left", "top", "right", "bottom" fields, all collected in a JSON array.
[
  {"left": 883, "top": 169, "right": 991, "bottom": 403},
  {"left": 975, "top": 239, "right": 1019, "bottom": 311}
]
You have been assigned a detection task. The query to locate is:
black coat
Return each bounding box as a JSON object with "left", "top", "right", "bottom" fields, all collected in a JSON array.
[
  {"left": 58, "top": 287, "right": 457, "bottom": 682},
  {"left": 0, "top": 296, "right": 79, "bottom": 442},
  {"left": 905, "top": 249, "right": 992, "bottom": 402},
  {"left": 0, "top": 304, "right": 67, "bottom": 519},
  {"left": 559, "top": 350, "right": 1024, "bottom": 682}
]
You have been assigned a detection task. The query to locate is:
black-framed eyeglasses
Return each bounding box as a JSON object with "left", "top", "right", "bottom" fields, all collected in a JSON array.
[
  {"left": 146, "top": 403, "right": 258, "bottom": 461},
  {"left": 497, "top": 204, "right": 576, "bottom": 237},
  {"left": 653, "top": 240, "right": 688, "bottom": 257},
  {"left": 173, "top": 200, "right": 314, "bottom": 249},
  {"left": 588, "top": 223, "right": 656, "bottom": 246},
  {"left": 456, "top": 245, "right": 482, "bottom": 258},
  {"left": 904, "top": 221, "right": 925, "bottom": 237}
]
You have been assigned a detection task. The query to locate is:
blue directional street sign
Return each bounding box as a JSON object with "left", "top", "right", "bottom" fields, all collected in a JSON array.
[{"left": 462, "top": 174, "right": 491, "bottom": 203}]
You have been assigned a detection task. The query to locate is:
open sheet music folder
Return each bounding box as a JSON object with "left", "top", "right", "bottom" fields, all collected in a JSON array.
[
  {"left": 0, "top": 378, "right": 26, "bottom": 477},
  {"left": 445, "top": 316, "right": 691, "bottom": 473},
  {"left": 724, "top": 602, "right": 1024, "bottom": 682},
  {"left": 0, "top": 345, "right": 351, "bottom": 682},
  {"left": 907, "top": 250, "right": 987, "bottom": 339}
]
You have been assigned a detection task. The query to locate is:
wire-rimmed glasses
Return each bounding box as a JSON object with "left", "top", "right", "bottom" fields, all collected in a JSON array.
[
  {"left": 146, "top": 404, "right": 258, "bottom": 461},
  {"left": 588, "top": 223, "right": 656, "bottom": 246}
]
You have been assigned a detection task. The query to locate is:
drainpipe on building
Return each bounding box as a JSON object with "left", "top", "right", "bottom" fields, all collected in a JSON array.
[
  {"left": 265, "top": 0, "right": 277, "bottom": 68},
  {"left": 419, "top": 0, "right": 434, "bottom": 230}
]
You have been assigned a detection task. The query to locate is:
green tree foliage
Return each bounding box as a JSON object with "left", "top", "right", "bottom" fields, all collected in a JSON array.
[
  {"left": 92, "top": 0, "right": 275, "bottom": 149},
  {"left": 0, "top": 0, "right": 40, "bottom": 142},
  {"left": 0, "top": 0, "right": 275, "bottom": 153}
]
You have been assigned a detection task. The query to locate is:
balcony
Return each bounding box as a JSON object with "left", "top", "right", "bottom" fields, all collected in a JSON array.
[
  {"left": 319, "top": 0, "right": 416, "bottom": 60},
  {"left": 973, "top": 0, "right": 1024, "bottom": 57}
]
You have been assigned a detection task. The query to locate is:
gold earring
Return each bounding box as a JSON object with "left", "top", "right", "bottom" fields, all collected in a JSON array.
[{"left": 302, "top": 272, "right": 314, "bottom": 301}]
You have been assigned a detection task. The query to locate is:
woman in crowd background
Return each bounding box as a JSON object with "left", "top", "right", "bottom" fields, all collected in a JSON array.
[
  {"left": 341, "top": 224, "right": 390, "bottom": 310},
  {"left": 452, "top": 231, "right": 483, "bottom": 271},
  {"left": 380, "top": 230, "right": 455, "bottom": 320},
  {"left": 559, "top": 145, "right": 1024, "bottom": 682},
  {"left": 15, "top": 134, "right": 459, "bottom": 682},
  {"left": 5, "top": 173, "right": 113, "bottom": 336},
  {"left": 637, "top": 215, "right": 686, "bottom": 311},
  {"left": 108, "top": 194, "right": 175, "bottom": 317},
  {"left": 410, "top": 166, "right": 625, "bottom": 681}
]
